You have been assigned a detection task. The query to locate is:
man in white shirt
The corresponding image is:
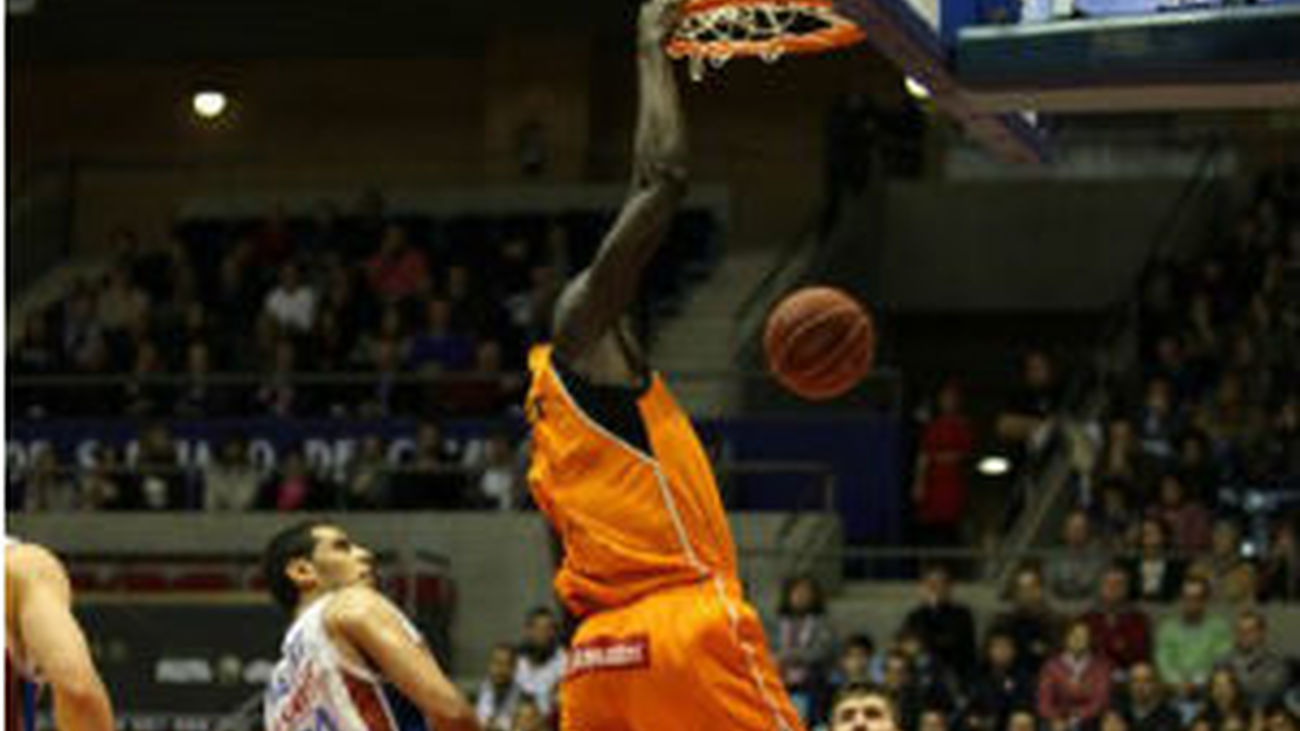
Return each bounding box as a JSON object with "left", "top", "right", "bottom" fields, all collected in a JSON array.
[
  {"left": 514, "top": 607, "right": 566, "bottom": 718},
  {"left": 265, "top": 263, "right": 317, "bottom": 334}
]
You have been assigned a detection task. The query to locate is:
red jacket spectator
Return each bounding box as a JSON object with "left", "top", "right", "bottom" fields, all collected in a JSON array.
[
  {"left": 1038, "top": 620, "right": 1113, "bottom": 728},
  {"left": 1081, "top": 608, "right": 1151, "bottom": 671},
  {"left": 913, "top": 381, "right": 974, "bottom": 529},
  {"left": 366, "top": 224, "right": 429, "bottom": 302},
  {"left": 1081, "top": 565, "right": 1152, "bottom": 672}
]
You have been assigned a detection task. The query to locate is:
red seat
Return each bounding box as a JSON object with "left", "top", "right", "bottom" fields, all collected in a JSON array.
[
  {"left": 117, "top": 570, "right": 168, "bottom": 592},
  {"left": 172, "top": 571, "right": 235, "bottom": 591}
]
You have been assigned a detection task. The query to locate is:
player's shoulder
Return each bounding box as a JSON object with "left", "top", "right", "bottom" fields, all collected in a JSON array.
[
  {"left": 6, "top": 541, "right": 68, "bottom": 585},
  {"left": 322, "top": 585, "right": 396, "bottom": 630}
]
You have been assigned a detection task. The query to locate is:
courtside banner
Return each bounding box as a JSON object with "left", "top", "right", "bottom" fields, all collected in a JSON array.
[{"left": 9, "top": 415, "right": 901, "bottom": 540}]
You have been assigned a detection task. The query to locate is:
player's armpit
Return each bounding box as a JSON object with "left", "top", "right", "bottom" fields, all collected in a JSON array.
[
  {"left": 326, "top": 587, "right": 481, "bottom": 731},
  {"left": 12, "top": 545, "right": 115, "bottom": 731}
]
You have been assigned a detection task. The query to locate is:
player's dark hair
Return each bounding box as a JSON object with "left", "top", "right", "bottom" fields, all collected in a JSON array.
[
  {"left": 842, "top": 633, "right": 875, "bottom": 655},
  {"left": 263, "top": 520, "right": 332, "bottom": 612}
]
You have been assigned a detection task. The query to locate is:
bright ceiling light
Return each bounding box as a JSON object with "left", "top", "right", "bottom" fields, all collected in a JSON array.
[
  {"left": 977, "top": 455, "right": 1011, "bottom": 476},
  {"left": 904, "top": 76, "right": 932, "bottom": 100},
  {"left": 192, "top": 90, "right": 228, "bottom": 120}
]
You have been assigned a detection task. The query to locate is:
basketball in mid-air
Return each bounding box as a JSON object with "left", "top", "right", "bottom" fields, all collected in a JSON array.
[{"left": 763, "top": 286, "right": 875, "bottom": 401}]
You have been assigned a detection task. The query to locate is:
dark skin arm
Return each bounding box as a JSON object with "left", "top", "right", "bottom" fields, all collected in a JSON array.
[{"left": 551, "top": 0, "right": 688, "bottom": 385}]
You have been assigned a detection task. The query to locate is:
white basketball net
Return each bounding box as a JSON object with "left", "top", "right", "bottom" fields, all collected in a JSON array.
[{"left": 668, "top": 3, "right": 844, "bottom": 81}]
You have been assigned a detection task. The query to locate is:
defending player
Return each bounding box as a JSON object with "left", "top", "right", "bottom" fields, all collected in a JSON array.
[
  {"left": 523, "top": 1, "right": 806, "bottom": 728},
  {"left": 261, "top": 521, "right": 480, "bottom": 731},
  {"left": 5, "top": 538, "right": 115, "bottom": 731}
]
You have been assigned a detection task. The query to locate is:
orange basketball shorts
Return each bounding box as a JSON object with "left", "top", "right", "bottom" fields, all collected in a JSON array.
[{"left": 559, "top": 579, "right": 806, "bottom": 731}]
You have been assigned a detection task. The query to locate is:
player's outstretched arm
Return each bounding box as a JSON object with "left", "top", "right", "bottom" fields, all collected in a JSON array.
[
  {"left": 552, "top": 0, "right": 688, "bottom": 363},
  {"left": 326, "top": 587, "right": 481, "bottom": 731},
  {"left": 10, "top": 544, "right": 115, "bottom": 731}
]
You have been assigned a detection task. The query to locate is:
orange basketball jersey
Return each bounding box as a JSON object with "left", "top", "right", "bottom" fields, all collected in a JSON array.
[{"left": 526, "top": 345, "right": 740, "bottom": 617}]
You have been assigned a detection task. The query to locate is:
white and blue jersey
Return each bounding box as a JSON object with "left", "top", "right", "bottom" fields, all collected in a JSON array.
[{"left": 265, "top": 594, "right": 432, "bottom": 731}]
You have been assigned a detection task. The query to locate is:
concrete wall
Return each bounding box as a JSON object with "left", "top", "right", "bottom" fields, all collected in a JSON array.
[
  {"left": 7, "top": 511, "right": 841, "bottom": 675},
  {"left": 833, "top": 179, "right": 1221, "bottom": 311},
  {"left": 11, "top": 42, "right": 910, "bottom": 258}
]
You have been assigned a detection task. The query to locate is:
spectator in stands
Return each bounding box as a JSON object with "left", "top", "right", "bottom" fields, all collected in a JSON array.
[
  {"left": 1266, "top": 705, "right": 1300, "bottom": 731},
  {"left": 1262, "top": 396, "right": 1300, "bottom": 485},
  {"left": 392, "top": 419, "right": 466, "bottom": 509},
  {"left": 176, "top": 341, "right": 217, "bottom": 418},
  {"left": 504, "top": 265, "right": 560, "bottom": 348},
  {"left": 476, "top": 643, "right": 523, "bottom": 731},
  {"left": 257, "top": 449, "right": 329, "bottom": 511},
  {"left": 1155, "top": 577, "right": 1232, "bottom": 699},
  {"left": 1036, "top": 619, "right": 1113, "bottom": 731},
  {"left": 774, "top": 575, "right": 836, "bottom": 722},
  {"left": 217, "top": 238, "right": 262, "bottom": 332},
  {"left": 508, "top": 697, "right": 545, "bottom": 731},
  {"left": 136, "top": 423, "right": 186, "bottom": 509},
  {"left": 365, "top": 224, "right": 430, "bottom": 303},
  {"left": 10, "top": 311, "right": 60, "bottom": 418},
  {"left": 826, "top": 634, "right": 876, "bottom": 709},
  {"left": 1260, "top": 519, "right": 1298, "bottom": 602},
  {"left": 1097, "top": 710, "right": 1129, "bottom": 731},
  {"left": 917, "top": 708, "right": 949, "bottom": 731},
  {"left": 901, "top": 562, "right": 977, "bottom": 683},
  {"left": 1136, "top": 377, "right": 1182, "bottom": 463},
  {"left": 1199, "top": 667, "right": 1251, "bottom": 729},
  {"left": 1176, "top": 431, "right": 1219, "bottom": 502},
  {"left": 1148, "top": 472, "right": 1212, "bottom": 554},
  {"left": 911, "top": 380, "right": 975, "bottom": 548},
  {"left": 264, "top": 262, "right": 318, "bottom": 336},
  {"left": 474, "top": 432, "right": 520, "bottom": 511},
  {"left": 255, "top": 340, "right": 303, "bottom": 418},
  {"left": 879, "top": 651, "right": 925, "bottom": 731},
  {"left": 965, "top": 630, "right": 1034, "bottom": 731},
  {"left": 1099, "top": 419, "right": 1143, "bottom": 488},
  {"left": 1129, "top": 516, "right": 1185, "bottom": 603},
  {"left": 1093, "top": 478, "right": 1137, "bottom": 552},
  {"left": 997, "top": 349, "right": 1062, "bottom": 461},
  {"left": 22, "top": 449, "right": 79, "bottom": 512},
  {"left": 991, "top": 565, "right": 1063, "bottom": 678},
  {"left": 122, "top": 338, "right": 166, "bottom": 417},
  {"left": 1195, "top": 375, "right": 1266, "bottom": 481},
  {"left": 202, "top": 438, "right": 258, "bottom": 512},
  {"left": 95, "top": 266, "right": 150, "bottom": 354},
  {"left": 515, "top": 607, "right": 565, "bottom": 719},
  {"left": 1121, "top": 661, "right": 1182, "bottom": 731},
  {"left": 1003, "top": 709, "right": 1037, "bottom": 731},
  {"left": 1047, "top": 509, "right": 1107, "bottom": 602},
  {"left": 1219, "top": 609, "right": 1290, "bottom": 710},
  {"left": 1191, "top": 519, "right": 1256, "bottom": 605},
  {"left": 409, "top": 298, "right": 475, "bottom": 373},
  {"left": 442, "top": 339, "right": 526, "bottom": 417},
  {"left": 251, "top": 204, "right": 296, "bottom": 269},
  {"left": 893, "top": 628, "right": 956, "bottom": 716},
  {"left": 345, "top": 436, "right": 389, "bottom": 510},
  {"left": 82, "top": 446, "right": 142, "bottom": 511},
  {"left": 1081, "top": 563, "right": 1151, "bottom": 674}
]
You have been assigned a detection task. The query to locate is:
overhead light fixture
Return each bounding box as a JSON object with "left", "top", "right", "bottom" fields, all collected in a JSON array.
[
  {"left": 904, "top": 76, "right": 932, "bottom": 101},
  {"left": 192, "top": 90, "right": 229, "bottom": 120},
  {"left": 977, "top": 455, "right": 1011, "bottom": 476}
]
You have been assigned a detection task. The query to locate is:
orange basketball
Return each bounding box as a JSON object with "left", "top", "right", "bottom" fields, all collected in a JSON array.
[{"left": 763, "top": 286, "right": 875, "bottom": 401}]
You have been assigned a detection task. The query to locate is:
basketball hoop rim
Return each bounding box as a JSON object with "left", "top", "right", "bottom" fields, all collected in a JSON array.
[{"left": 667, "top": 0, "right": 867, "bottom": 60}]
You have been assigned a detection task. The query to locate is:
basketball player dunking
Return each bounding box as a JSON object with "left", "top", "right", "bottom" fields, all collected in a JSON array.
[
  {"left": 261, "top": 521, "right": 480, "bottom": 731},
  {"left": 5, "top": 538, "right": 115, "bottom": 731},
  {"left": 523, "top": 1, "right": 806, "bottom": 728}
]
